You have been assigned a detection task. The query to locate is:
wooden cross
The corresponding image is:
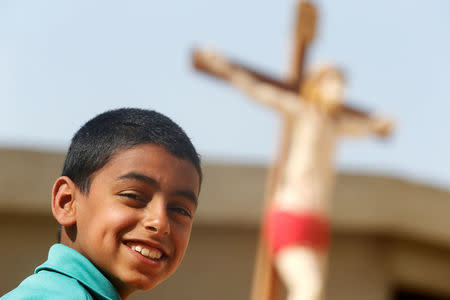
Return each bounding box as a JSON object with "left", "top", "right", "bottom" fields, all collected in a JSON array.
[{"left": 192, "top": 1, "right": 393, "bottom": 300}]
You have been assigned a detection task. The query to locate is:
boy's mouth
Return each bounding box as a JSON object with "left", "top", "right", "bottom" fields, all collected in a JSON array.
[{"left": 125, "top": 241, "right": 165, "bottom": 260}]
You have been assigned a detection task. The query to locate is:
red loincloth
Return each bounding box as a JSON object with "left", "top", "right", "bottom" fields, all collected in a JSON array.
[{"left": 264, "top": 208, "right": 330, "bottom": 256}]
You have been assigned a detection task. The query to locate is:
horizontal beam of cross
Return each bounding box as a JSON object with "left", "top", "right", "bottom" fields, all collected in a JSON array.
[{"left": 192, "top": 49, "right": 370, "bottom": 118}]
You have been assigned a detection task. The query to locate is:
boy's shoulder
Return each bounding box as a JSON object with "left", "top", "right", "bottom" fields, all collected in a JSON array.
[
  {"left": 1, "top": 244, "right": 120, "bottom": 300},
  {"left": 2, "top": 268, "right": 92, "bottom": 300}
]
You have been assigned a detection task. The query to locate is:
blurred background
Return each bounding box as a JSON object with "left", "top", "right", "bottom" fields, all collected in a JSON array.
[{"left": 1, "top": 0, "right": 449, "bottom": 299}]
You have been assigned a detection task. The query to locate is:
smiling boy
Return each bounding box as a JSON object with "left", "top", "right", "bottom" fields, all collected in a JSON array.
[{"left": 1, "top": 108, "right": 202, "bottom": 300}]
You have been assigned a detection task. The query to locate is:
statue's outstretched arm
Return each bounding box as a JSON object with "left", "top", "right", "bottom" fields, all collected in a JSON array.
[
  {"left": 193, "top": 49, "right": 302, "bottom": 115},
  {"left": 336, "top": 111, "right": 394, "bottom": 138},
  {"left": 230, "top": 69, "right": 303, "bottom": 115}
]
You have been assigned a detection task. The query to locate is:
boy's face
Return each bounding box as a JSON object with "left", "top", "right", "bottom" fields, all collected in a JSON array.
[{"left": 70, "top": 144, "right": 200, "bottom": 296}]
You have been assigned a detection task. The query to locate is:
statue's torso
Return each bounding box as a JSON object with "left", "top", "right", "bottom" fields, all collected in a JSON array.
[{"left": 274, "top": 104, "right": 337, "bottom": 213}]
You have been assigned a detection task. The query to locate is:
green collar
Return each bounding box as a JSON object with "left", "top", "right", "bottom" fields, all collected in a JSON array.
[{"left": 35, "top": 244, "right": 121, "bottom": 300}]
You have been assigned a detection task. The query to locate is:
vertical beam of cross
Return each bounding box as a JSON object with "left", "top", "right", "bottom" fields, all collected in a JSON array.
[
  {"left": 288, "top": 0, "right": 318, "bottom": 89},
  {"left": 250, "top": 2, "right": 318, "bottom": 300}
]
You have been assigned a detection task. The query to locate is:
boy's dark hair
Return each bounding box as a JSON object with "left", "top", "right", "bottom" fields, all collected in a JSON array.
[
  {"left": 62, "top": 108, "right": 202, "bottom": 193},
  {"left": 58, "top": 108, "right": 202, "bottom": 241}
]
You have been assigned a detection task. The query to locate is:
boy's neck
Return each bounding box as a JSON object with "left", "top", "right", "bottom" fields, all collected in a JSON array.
[{"left": 60, "top": 232, "right": 133, "bottom": 300}]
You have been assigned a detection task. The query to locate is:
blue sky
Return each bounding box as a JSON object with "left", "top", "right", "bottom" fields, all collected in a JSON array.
[{"left": 1, "top": 0, "right": 449, "bottom": 188}]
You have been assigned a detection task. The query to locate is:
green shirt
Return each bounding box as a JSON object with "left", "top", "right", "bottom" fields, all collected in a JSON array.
[{"left": 1, "top": 244, "right": 121, "bottom": 300}]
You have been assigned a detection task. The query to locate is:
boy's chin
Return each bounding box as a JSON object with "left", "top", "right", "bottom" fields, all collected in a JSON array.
[
  {"left": 102, "top": 270, "right": 159, "bottom": 296},
  {"left": 125, "top": 277, "right": 163, "bottom": 292},
  {"left": 122, "top": 271, "right": 170, "bottom": 291}
]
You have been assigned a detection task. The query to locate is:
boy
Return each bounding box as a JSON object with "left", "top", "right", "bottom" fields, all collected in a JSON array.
[{"left": 2, "top": 108, "right": 202, "bottom": 300}]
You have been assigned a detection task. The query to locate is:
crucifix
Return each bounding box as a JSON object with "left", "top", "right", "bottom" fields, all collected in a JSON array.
[{"left": 192, "top": 1, "right": 394, "bottom": 300}]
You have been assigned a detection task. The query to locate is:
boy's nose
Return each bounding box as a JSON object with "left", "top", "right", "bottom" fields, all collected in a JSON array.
[{"left": 143, "top": 196, "right": 170, "bottom": 235}]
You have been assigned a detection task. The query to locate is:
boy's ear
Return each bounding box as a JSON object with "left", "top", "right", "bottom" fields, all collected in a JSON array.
[{"left": 51, "top": 176, "right": 79, "bottom": 226}]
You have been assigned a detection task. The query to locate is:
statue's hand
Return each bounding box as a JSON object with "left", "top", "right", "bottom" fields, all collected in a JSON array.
[
  {"left": 372, "top": 118, "right": 394, "bottom": 137},
  {"left": 193, "top": 48, "right": 233, "bottom": 77}
]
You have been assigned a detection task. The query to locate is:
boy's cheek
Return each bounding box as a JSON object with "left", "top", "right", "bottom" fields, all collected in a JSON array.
[
  {"left": 107, "top": 207, "right": 140, "bottom": 229},
  {"left": 175, "top": 224, "right": 193, "bottom": 252},
  {"left": 89, "top": 206, "right": 139, "bottom": 240}
]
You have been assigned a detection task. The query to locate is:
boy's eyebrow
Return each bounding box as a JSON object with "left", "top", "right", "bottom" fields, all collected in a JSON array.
[
  {"left": 118, "top": 172, "right": 160, "bottom": 188},
  {"left": 172, "top": 190, "right": 198, "bottom": 207},
  {"left": 117, "top": 172, "right": 198, "bottom": 206}
]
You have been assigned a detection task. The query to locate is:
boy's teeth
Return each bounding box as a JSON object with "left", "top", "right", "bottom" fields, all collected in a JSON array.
[{"left": 130, "top": 244, "right": 163, "bottom": 259}]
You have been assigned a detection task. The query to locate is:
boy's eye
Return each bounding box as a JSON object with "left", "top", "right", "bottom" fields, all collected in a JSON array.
[
  {"left": 170, "top": 206, "right": 192, "bottom": 218},
  {"left": 120, "top": 193, "right": 146, "bottom": 203}
]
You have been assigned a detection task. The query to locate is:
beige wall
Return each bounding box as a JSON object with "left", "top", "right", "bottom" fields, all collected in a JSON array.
[
  {"left": 2, "top": 148, "right": 450, "bottom": 249},
  {"left": 2, "top": 213, "right": 450, "bottom": 300},
  {"left": 2, "top": 148, "right": 450, "bottom": 299}
]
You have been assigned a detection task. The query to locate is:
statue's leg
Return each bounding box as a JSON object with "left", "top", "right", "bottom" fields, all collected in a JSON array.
[
  {"left": 264, "top": 208, "right": 330, "bottom": 300},
  {"left": 275, "top": 246, "right": 325, "bottom": 300}
]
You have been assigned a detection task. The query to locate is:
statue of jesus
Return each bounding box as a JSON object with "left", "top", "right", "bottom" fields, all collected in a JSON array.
[{"left": 195, "top": 50, "right": 393, "bottom": 300}]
